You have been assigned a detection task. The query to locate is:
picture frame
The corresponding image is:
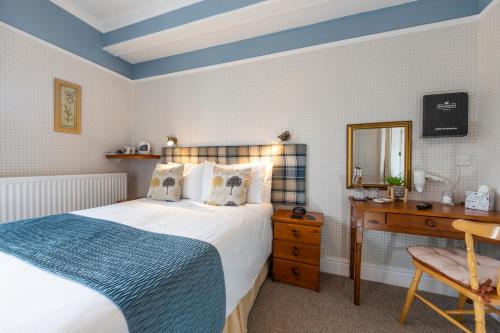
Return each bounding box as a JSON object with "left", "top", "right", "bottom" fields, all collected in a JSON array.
[{"left": 54, "top": 78, "right": 81, "bottom": 134}]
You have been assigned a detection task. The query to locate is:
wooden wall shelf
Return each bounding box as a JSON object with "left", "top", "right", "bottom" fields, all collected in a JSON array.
[{"left": 105, "top": 154, "right": 160, "bottom": 160}]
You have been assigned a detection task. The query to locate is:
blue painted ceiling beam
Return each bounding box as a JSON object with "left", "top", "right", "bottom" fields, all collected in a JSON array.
[
  {"left": 103, "top": 0, "right": 265, "bottom": 47},
  {"left": 478, "top": 0, "right": 494, "bottom": 10},
  {"left": 0, "top": 0, "right": 132, "bottom": 78}
]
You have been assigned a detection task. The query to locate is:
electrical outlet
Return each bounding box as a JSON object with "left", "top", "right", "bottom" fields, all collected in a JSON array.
[{"left": 456, "top": 154, "right": 471, "bottom": 167}]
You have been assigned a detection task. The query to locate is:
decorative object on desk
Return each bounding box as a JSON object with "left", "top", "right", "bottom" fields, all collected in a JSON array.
[
  {"left": 441, "top": 190, "right": 453, "bottom": 205},
  {"left": 137, "top": 141, "right": 151, "bottom": 155},
  {"left": 388, "top": 187, "right": 408, "bottom": 202},
  {"left": 465, "top": 185, "right": 495, "bottom": 212},
  {"left": 166, "top": 135, "right": 177, "bottom": 146},
  {"left": 423, "top": 92, "right": 468, "bottom": 137},
  {"left": 373, "top": 197, "right": 392, "bottom": 204},
  {"left": 416, "top": 202, "right": 433, "bottom": 210},
  {"left": 413, "top": 170, "right": 426, "bottom": 192},
  {"left": 54, "top": 79, "right": 81, "bottom": 134},
  {"left": 276, "top": 130, "right": 291, "bottom": 143},
  {"left": 386, "top": 176, "right": 408, "bottom": 202},
  {"left": 346, "top": 121, "right": 412, "bottom": 190},
  {"left": 352, "top": 167, "right": 366, "bottom": 201},
  {"left": 427, "top": 173, "right": 455, "bottom": 205},
  {"left": 413, "top": 170, "right": 457, "bottom": 205},
  {"left": 367, "top": 188, "right": 380, "bottom": 200}
]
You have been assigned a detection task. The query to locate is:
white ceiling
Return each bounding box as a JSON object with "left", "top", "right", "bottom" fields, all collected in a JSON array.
[{"left": 51, "top": 0, "right": 202, "bottom": 32}]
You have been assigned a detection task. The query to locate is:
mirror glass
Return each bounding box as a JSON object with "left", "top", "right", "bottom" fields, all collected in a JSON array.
[
  {"left": 347, "top": 121, "right": 412, "bottom": 189},
  {"left": 353, "top": 127, "right": 406, "bottom": 185}
]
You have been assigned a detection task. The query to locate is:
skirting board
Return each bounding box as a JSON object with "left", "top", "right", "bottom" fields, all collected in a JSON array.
[{"left": 320, "top": 256, "right": 457, "bottom": 297}]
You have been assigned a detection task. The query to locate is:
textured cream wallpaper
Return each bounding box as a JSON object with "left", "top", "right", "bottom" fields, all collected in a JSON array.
[
  {"left": 0, "top": 24, "right": 134, "bottom": 178},
  {"left": 477, "top": 2, "right": 500, "bottom": 259},
  {"left": 131, "top": 22, "right": 483, "bottom": 269},
  {"left": 478, "top": 2, "right": 500, "bottom": 211}
]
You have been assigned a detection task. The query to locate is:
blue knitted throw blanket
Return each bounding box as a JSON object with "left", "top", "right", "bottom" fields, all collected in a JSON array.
[{"left": 0, "top": 213, "right": 226, "bottom": 333}]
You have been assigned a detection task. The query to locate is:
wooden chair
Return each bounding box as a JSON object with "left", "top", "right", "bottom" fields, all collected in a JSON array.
[{"left": 400, "top": 219, "right": 500, "bottom": 333}]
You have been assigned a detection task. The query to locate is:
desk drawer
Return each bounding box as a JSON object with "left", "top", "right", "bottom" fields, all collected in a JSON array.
[
  {"left": 273, "top": 240, "right": 320, "bottom": 265},
  {"left": 274, "top": 223, "right": 321, "bottom": 245},
  {"left": 364, "top": 212, "right": 386, "bottom": 229},
  {"left": 387, "top": 213, "right": 455, "bottom": 232},
  {"left": 273, "top": 258, "right": 319, "bottom": 290}
]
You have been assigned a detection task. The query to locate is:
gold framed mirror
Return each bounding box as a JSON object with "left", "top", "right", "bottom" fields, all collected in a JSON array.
[{"left": 347, "top": 121, "right": 412, "bottom": 190}]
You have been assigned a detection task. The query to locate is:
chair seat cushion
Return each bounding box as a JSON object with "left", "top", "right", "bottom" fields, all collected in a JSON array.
[{"left": 408, "top": 246, "right": 499, "bottom": 288}]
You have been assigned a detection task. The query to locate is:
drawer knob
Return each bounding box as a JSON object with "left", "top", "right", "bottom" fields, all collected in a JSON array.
[
  {"left": 292, "top": 229, "right": 301, "bottom": 238},
  {"left": 368, "top": 219, "right": 379, "bottom": 224},
  {"left": 292, "top": 246, "right": 300, "bottom": 256},
  {"left": 292, "top": 267, "right": 300, "bottom": 276},
  {"left": 426, "top": 219, "right": 437, "bottom": 227}
]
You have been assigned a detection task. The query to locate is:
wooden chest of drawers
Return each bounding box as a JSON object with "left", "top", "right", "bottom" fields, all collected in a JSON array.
[{"left": 272, "top": 209, "right": 323, "bottom": 291}]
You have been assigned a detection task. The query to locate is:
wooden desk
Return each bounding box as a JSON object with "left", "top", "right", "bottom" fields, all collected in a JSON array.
[{"left": 349, "top": 198, "right": 500, "bottom": 305}]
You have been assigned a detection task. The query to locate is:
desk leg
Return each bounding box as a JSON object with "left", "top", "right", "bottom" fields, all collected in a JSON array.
[
  {"left": 349, "top": 208, "right": 357, "bottom": 279},
  {"left": 354, "top": 217, "right": 364, "bottom": 306},
  {"left": 350, "top": 224, "right": 356, "bottom": 279}
]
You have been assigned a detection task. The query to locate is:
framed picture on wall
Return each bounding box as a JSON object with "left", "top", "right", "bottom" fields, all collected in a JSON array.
[{"left": 54, "top": 79, "right": 81, "bottom": 134}]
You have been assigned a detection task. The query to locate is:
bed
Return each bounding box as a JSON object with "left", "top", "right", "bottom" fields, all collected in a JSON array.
[
  {"left": 0, "top": 144, "right": 306, "bottom": 333},
  {"left": 0, "top": 199, "right": 273, "bottom": 333}
]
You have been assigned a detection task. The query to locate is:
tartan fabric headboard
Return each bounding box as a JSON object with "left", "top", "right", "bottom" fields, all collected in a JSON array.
[{"left": 161, "top": 144, "right": 306, "bottom": 205}]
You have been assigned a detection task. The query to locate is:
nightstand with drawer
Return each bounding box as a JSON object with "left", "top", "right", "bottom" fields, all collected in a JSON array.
[{"left": 272, "top": 209, "right": 323, "bottom": 291}]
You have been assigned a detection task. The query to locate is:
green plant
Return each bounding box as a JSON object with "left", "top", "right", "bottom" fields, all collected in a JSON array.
[{"left": 385, "top": 176, "right": 405, "bottom": 186}]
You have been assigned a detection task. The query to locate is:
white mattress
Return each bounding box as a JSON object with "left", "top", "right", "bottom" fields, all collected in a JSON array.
[{"left": 0, "top": 199, "right": 273, "bottom": 333}]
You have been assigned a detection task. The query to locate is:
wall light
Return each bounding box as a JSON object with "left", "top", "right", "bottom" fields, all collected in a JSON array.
[
  {"left": 276, "top": 130, "right": 291, "bottom": 143},
  {"left": 166, "top": 135, "right": 178, "bottom": 146}
]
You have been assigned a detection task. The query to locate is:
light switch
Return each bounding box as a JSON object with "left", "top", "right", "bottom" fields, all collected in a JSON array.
[{"left": 456, "top": 154, "right": 471, "bottom": 167}]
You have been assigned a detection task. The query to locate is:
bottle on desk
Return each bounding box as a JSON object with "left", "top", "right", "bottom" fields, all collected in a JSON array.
[{"left": 352, "top": 167, "right": 366, "bottom": 201}]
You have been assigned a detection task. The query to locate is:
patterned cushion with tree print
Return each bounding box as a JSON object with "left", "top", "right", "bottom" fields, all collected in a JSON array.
[
  {"left": 206, "top": 166, "right": 251, "bottom": 206},
  {"left": 147, "top": 164, "right": 184, "bottom": 201}
]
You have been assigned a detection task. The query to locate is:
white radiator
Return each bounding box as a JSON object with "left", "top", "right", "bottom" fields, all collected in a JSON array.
[{"left": 0, "top": 173, "right": 127, "bottom": 223}]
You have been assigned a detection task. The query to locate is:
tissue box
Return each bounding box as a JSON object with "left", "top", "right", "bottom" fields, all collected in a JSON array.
[{"left": 465, "top": 191, "right": 495, "bottom": 212}]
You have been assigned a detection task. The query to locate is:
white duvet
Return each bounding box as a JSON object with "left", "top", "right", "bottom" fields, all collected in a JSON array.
[{"left": 0, "top": 199, "right": 273, "bottom": 333}]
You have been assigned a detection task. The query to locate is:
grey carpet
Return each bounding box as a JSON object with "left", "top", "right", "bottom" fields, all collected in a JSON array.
[{"left": 248, "top": 273, "right": 500, "bottom": 332}]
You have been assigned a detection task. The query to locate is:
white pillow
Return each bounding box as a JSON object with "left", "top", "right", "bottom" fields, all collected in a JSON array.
[
  {"left": 260, "top": 160, "right": 274, "bottom": 203},
  {"left": 201, "top": 160, "right": 273, "bottom": 203},
  {"left": 169, "top": 162, "right": 205, "bottom": 201},
  {"left": 201, "top": 161, "right": 216, "bottom": 202}
]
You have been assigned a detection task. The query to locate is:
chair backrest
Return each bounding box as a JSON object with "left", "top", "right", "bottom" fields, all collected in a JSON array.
[
  {"left": 452, "top": 219, "right": 500, "bottom": 294},
  {"left": 452, "top": 220, "right": 500, "bottom": 241}
]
